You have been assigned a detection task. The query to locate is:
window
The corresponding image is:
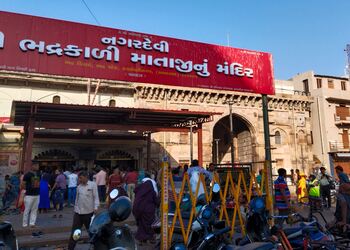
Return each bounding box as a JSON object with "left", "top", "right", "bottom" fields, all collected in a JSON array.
[
  {"left": 336, "top": 105, "right": 349, "bottom": 120},
  {"left": 303, "top": 79, "right": 309, "bottom": 93},
  {"left": 52, "top": 95, "right": 60, "bottom": 104},
  {"left": 341, "top": 81, "right": 346, "bottom": 91},
  {"left": 275, "top": 131, "right": 281, "bottom": 144},
  {"left": 316, "top": 78, "right": 322, "bottom": 88},
  {"left": 328, "top": 79, "right": 334, "bottom": 89},
  {"left": 109, "top": 99, "right": 116, "bottom": 107}
]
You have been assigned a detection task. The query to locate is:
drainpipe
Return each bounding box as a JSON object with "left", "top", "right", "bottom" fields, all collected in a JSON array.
[{"left": 316, "top": 97, "right": 325, "bottom": 164}]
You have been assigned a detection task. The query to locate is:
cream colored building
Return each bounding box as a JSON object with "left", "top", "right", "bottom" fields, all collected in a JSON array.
[
  {"left": 291, "top": 71, "right": 350, "bottom": 174},
  {"left": 0, "top": 70, "right": 313, "bottom": 176}
]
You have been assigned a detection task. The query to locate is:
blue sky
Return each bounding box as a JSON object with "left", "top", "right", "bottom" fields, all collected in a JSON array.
[{"left": 0, "top": 0, "right": 349, "bottom": 80}]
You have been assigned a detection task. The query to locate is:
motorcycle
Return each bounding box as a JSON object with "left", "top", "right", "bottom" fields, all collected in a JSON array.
[
  {"left": 282, "top": 213, "right": 336, "bottom": 250},
  {"left": 168, "top": 183, "right": 234, "bottom": 250},
  {"left": 73, "top": 189, "right": 137, "bottom": 250}
]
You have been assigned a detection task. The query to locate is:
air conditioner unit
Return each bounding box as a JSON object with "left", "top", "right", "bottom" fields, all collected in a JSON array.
[{"left": 335, "top": 116, "right": 340, "bottom": 121}]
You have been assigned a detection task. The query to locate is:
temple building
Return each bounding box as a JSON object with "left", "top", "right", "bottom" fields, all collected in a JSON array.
[{"left": 0, "top": 70, "right": 313, "bottom": 175}]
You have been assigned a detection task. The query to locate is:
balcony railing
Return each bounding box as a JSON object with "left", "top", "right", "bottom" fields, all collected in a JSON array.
[
  {"left": 334, "top": 115, "right": 350, "bottom": 126},
  {"left": 329, "top": 141, "right": 350, "bottom": 152}
]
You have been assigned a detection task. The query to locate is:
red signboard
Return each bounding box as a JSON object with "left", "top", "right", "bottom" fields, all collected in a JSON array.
[
  {"left": 0, "top": 117, "right": 10, "bottom": 123},
  {"left": 0, "top": 11, "right": 274, "bottom": 94}
]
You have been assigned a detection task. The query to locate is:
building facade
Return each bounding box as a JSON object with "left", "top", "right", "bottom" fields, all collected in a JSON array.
[
  {"left": 0, "top": 70, "right": 313, "bottom": 176},
  {"left": 291, "top": 71, "right": 350, "bottom": 174}
]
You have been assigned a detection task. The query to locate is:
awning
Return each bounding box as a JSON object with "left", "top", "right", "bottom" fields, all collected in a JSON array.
[
  {"left": 10, "top": 101, "right": 221, "bottom": 132},
  {"left": 335, "top": 153, "right": 350, "bottom": 158}
]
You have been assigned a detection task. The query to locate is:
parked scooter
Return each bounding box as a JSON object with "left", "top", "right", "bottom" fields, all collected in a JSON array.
[
  {"left": 0, "top": 220, "right": 18, "bottom": 250},
  {"left": 282, "top": 213, "right": 336, "bottom": 250},
  {"left": 238, "top": 197, "right": 335, "bottom": 250},
  {"left": 73, "top": 189, "right": 136, "bottom": 250}
]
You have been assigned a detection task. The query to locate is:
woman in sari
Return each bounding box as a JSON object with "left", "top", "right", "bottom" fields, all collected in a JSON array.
[{"left": 133, "top": 173, "right": 159, "bottom": 244}]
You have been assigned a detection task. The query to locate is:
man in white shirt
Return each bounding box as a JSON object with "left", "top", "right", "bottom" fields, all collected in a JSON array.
[
  {"left": 319, "top": 166, "right": 332, "bottom": 208},
  {"left": 67, "top": 169, "right": 78, "bottom": 207},
  {"left": 94, "top": 167, "right": 107, "bottom": 203},
  {"left": 68, "top": 171, "right": 99, "bottom": 250}
]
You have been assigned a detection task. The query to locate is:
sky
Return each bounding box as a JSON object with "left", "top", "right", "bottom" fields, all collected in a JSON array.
[{"left": 0, "top": 0, "right": 349, "bottom": 80}]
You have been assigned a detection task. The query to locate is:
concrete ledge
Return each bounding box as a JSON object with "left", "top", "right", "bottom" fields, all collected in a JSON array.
[{"left": 18, "top": 231, "right": 89, "bottom": 248}]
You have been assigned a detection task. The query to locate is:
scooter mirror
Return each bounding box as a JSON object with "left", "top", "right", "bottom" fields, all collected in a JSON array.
[
  {"left": 212, "top": 183, "right": 220, "bottom": 193},
  {"left": 72, "top": 229, "right": 82, "bottom": 241},
  {"left": 110, "top": 189, "right": 119, "bottom": 199}
]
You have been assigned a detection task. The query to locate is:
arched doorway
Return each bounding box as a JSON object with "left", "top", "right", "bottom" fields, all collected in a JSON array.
[
  {"left": 34, "top": 149, "right": 76, "bottom": 171},
  {"left": 96, "top": 149, "right": 136, "bottom": 171},
  {"left": 213, "top": 114, "right": 253, "bottom": 164}
]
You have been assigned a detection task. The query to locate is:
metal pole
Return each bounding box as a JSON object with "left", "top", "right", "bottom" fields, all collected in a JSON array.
[
  {"left": 190, "top": 121, "right": 193, "bottom": 162},
  {"left": 146, "top": 132, "right": 151, "bottom": 170},
  {"left": 215, "top": 139, "right": 220, "bottom": 164},
  {"left": 160, "top": 157, "right": 169, "bottom": 249},
  {"left": 262, "top": 94, "right": 274, "bottom": 212},
  {"left": 229, "top": 102, "right": 235, "bottom": 167}
]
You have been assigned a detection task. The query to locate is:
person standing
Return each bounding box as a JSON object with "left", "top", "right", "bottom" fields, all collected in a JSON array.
[
  {"left": 52, "top": 169, "right": 67, "bottom": 216},
  {"left": 67, "top": 170, "right": 78, "bottom": 207},
  {"left": 297, "top": 172, "right": 307, "bottom": 202},
  {"left": 68, "top": 171, "right": 99, "bottom": 250},
  {"left": 274, "top": 168, "right": 291, "bottom": 226},
  {"left": 187, "top": 159, "right": 212, "bottom": 197},
  {"left": 256, "top": 169, "right": 263, "bottom": 188},
  {"left": 319, "top": 167, "right": 332, "bottom": 208},
  {"left": 22, "top": 162, "right": 41, "bottom": 228},
  {"left": 308, "top": 174, "right": 321, "bottom": 208},
  {"left": 10, "top": 172, "right": 20, "bottom": 203},
  {"left": 124, "top": 167, "right": 138, "bottom": 203},
  {"left": 39, "top": 169, "right": 51, "bottom": 213},
  {"left": 290, "top": 169, "right": 295, "bottom": 185},
  {"left": 335, "top": 166, "right": 350, "bottom": 184},
  {"left": 94, "top": 167, "right": 107, "bottom": 203},
  {"left": 108, "top": 168, "right": 123, "bottom": 195},
  {"left": 133, "top": 173, "right": 159, "bottom": 244}
]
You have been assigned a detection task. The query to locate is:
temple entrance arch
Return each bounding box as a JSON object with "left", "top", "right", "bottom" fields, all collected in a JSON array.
[
  {"left": 96, "top": 149, "right": 136, "bottom": 171},
  {"left": 213, "top": 114, "right": 254, "bottom": 164},
  {"left": 33, "top": 149, "right": 76, "bottom": 170}
]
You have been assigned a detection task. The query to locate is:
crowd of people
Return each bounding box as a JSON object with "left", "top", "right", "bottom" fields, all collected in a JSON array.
[
  {"left": 2, "top": 159, "right": 349, "bottom": 249},
  {"left": 273, "top": 165, "right": 350, "bottom": 228}
]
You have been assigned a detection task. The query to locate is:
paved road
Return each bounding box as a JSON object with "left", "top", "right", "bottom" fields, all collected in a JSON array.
[{"left": 2, "top": 203, "right": 337, "bottom": 250}]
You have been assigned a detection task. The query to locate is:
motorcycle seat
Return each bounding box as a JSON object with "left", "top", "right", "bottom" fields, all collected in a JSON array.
[
  {"left": 0, "top": 222, "right": 12, "bottom": 231},
  {"left": 213, "top": 220, "right": 226, "bottom": 229}
]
